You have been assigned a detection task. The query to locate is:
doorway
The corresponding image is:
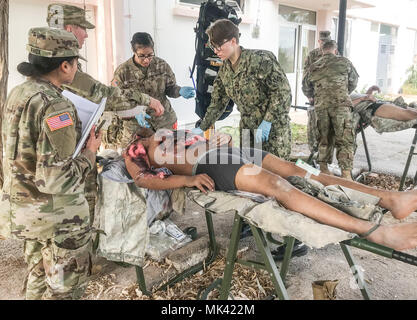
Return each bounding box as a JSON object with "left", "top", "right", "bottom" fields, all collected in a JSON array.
[{"left": 278, "top": 5, "right": 317, "bottom": 106}]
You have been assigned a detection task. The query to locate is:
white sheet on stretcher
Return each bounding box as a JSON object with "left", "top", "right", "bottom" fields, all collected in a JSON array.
[{"left": 186, "top": 189, "right": 356, "bottom": 249}]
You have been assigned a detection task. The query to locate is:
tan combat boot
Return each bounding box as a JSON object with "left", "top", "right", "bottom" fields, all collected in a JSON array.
[
  {"left": 341, "top": 169, "right": 353, "bottom": 180},
  {"left": 312, "top": 280, "right": 339, "bottom": 300},
  {"left": 319, "top": 162, "right": 331, "bottom": 175}
]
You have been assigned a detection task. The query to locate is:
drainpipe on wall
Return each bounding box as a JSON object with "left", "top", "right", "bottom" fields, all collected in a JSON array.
[{"left": 337, "top": 0, "right": 347, "bottom": 56}]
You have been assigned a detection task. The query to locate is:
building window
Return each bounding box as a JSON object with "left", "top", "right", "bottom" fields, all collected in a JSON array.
[
  {"left": 278, "top": 26, "right": 297, "bottom": 74},
  {"left": 376, "top": 24, "right": 398, "bottom": 93},
  {"left": 331, "top": 17, "right": 338, "bottom": 40},
  {"left": 380, "top": 24, "right": 397, "bottom": 36},
  {"left": 179, "top": 0, "right": 204, "bottom": 5},
  {"left": 278, "top": 5, "right": 316, "bottom": 26},
  {"left": 178, "top": 0, "right": 245, "bottom": 12}
]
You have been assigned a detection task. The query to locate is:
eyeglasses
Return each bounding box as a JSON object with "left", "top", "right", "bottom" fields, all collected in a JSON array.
[
  {"left": 136, "top": 53, "right": 155, "bottom": 61},
  {"left": 208, "top": 39, "right": 231, "bottom": 52}
]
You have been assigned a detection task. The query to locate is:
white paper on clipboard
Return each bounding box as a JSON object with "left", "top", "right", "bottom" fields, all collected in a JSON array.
[{"left": 62, "top": 90, "right": 106, "bottom": 159}]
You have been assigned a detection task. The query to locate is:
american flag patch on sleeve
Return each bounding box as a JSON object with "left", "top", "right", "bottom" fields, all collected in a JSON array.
[{"left": 46, "top": 112, "right": 74, "bottom": 131}]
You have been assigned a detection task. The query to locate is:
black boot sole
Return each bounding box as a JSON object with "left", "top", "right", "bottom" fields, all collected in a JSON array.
[{"left": 271, "top": 244, "right": 309, "bottom": 261}]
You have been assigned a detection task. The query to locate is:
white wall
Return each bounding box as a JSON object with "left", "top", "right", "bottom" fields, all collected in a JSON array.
[
  {"left": 348, "top": 18, "right": 379, "bottom": 92},
  {"left": 395, "top": 27, "right": 416, "bottom": 92},
  {"left": 8, "top": 0, "right": 98, "bottom": 93},
  {"left": 346, "top": 0, "right": 417, "bottom": 94}
]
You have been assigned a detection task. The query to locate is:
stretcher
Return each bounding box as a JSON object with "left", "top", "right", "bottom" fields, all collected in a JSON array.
[
  {"left": 399, "top": 127, "right": 417, "bottom": 190},
  {"left": 96, "top": 147, "right": 417, "bottom": 300},
  {"left": 94, "top": 174, "right": 220, "bottom": 296},
  {"left": 186, "top": 189, "right": 417, "bottom": 300},
  {"left": 135, "top": 209, "right": 219, "bottom": 295}
]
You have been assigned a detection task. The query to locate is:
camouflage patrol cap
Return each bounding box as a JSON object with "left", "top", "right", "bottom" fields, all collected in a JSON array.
[
  {"left": 26, "top": 27, "right": 86, "bottom": 61},
  {"left": 47, "top": 3, "right": 95, "bottom": 30},
  {"left": 319, "top": 31, "right": 332, "bottom": 41},
  {"left": 322, "top": 40, "right": 337, "bottom": 51}
]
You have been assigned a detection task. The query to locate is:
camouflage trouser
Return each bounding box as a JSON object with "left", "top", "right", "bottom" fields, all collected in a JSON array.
[
  {"left": 307, "top": 107, "right": 318, "bottom": 153},
  {"left": 315, "top": 107, "right": 355, "bottom": 170},
  {"left": 240, "top": 114, "right": 292, "bottom": 161},
  {"left": 392, "top": 96, "right": 409, "bottom": 109},
  {"left": 23, "top": 238, "right": 92, "bottom": 300},
  {"left": 307, "top": 107, "right": 336, "bottom": 157}
]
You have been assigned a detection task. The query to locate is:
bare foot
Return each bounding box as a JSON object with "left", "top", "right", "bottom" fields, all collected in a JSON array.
[
  {"left": 386, "top": 190, "right": 417, "bottom": 220},
  {"left": 368, "top": 223, "right": 417, "bottom": 251}
]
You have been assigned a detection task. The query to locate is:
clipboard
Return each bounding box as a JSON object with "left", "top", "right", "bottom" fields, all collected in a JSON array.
[{"left": 62, "top": 90, "right": 107, "bottom": 159}]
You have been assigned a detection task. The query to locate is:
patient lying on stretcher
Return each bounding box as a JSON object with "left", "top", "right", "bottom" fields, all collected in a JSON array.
[
  {"left": 124, "top": 128, "right": 417, "bottom": 251},
  {"left": 352, "top": 85, "right": 417, "bottom": 132}
]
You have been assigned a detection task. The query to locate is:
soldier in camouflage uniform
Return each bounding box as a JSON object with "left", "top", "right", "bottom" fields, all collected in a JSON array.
[
  {"left": 0, "top": 27, "right": 102, "bottom": 299},
  {"left": 110, "top": 32, "right": 196, "bottom": 148},
  {"left": 193, "top": 19, "right": 292, "bottom": 160},
  {"left": 46, "top": 3, "right": 164, "bottom": 112},
  {"left": 303, "top": 31, "right": 336, "bottom": 163},
  {"left": 302, "top": 40, "right": 359, "bottom": 180},
  {"left": 46, "top": 3, "right": 165, "bottom": 226}
]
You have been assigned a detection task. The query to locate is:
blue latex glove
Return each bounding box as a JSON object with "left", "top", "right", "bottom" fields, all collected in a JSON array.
[
  {"left": 191, "top": 127, "right": 204, "bottom": 136},
  {"left": 179, "top": 86, "right": 195, "bottom": 99},
  {"left": 255, "top": 120, "right": 272, "bottom": 143},
  {"left": 135, "top": 113, "right": 151, "bottom": 128}
]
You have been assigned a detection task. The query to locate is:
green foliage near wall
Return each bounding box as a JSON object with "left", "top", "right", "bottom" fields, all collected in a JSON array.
[{"left": 403, "top": 64, "right": 417, "bottom": 95}]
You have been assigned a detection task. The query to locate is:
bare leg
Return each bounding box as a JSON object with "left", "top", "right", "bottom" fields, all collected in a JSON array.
[
  {"left": 261, "top": 154, "right": 417, "bottom": 219},
  {"left": 374, "top": 104, "right": 417, "bottom": 121},
  {"left": 235, "top": 164, "right": 417, "bottom": 251}
]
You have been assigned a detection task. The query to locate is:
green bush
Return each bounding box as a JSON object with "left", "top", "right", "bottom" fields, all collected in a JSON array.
[
  {"left": 403, "top": 64, "right": 417, "bottom": 93},
  {"left": 291, "top": 123, "right": 308, "bottom": 144},
  {"left": 402, "top": 84, "right": 417, "bottom": 95}
]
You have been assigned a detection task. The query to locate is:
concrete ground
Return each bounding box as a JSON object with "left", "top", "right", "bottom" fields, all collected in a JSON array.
[{"left": 355, "top": 127, "right": 417, "bottom": 178}]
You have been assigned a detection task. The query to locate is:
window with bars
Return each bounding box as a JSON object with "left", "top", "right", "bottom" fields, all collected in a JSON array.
[{"left": 279, "top": 5, "right": 316, "bottom": 25}]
